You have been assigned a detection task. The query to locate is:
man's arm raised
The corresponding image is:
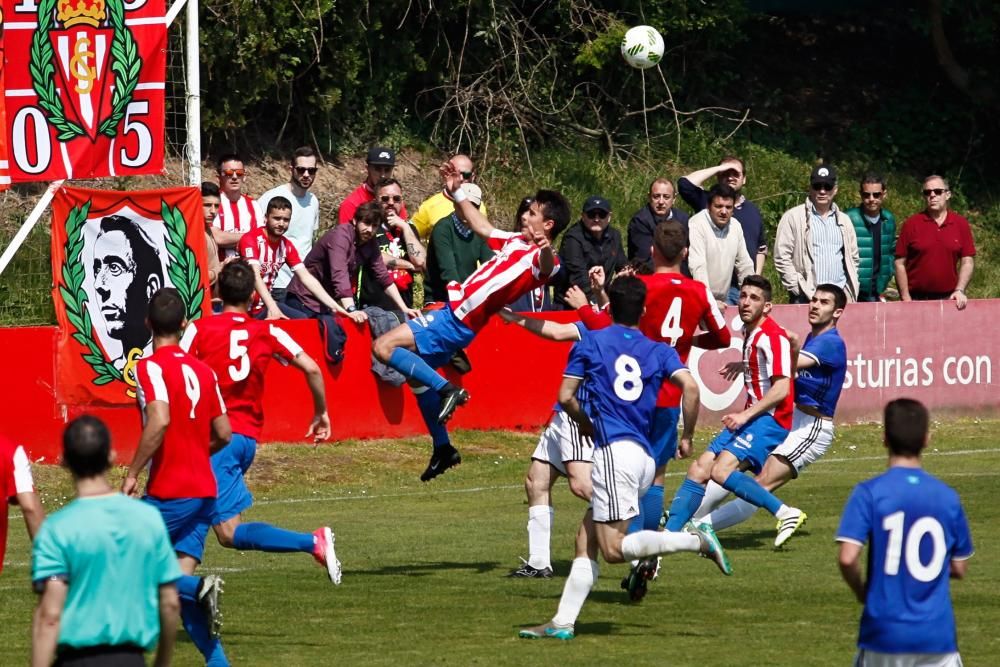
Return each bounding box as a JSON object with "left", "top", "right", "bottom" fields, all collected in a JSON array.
[{"left": 441, "top": 161, "right": 495, "bottom": 241}]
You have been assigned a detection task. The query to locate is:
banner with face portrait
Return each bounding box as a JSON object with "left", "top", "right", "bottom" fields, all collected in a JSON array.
[
  {"left": 51, "top": 185, "right": 208, "bottom": 405},
  {"left": 3, "top": 0, "right": 166, "bottom": 181}
]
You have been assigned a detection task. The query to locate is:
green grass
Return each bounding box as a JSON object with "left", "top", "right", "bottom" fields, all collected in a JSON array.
[{"left": 2, "top": 422, "right": 999, "bottom": 665}]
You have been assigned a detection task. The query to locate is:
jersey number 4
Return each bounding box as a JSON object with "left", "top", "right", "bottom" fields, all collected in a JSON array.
[
  {"left": 882, "top": 511, "right": 948, "bottom": 582},
  {"left": 659, "top": 297, "right": 684, "bottom": 347}
]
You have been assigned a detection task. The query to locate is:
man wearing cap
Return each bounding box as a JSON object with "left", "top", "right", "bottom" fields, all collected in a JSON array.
[
  {"left": 338, "top": 147, "right": 409, "bottom": 225},
  {"left": 687, "top": 184, "right": 755, "bottom": 309},
  {"left": 895, "top": 175, "right": 975, "bottom": 310},
  {"left": 554, "top": 195, "right": 626, "bottom": 308},
  {"left": 774, "top": 164, "right": 860, "bottom": 303},
  {"left": 627, "top": 178, "right": 689, "bottom": 272},
  {"left": 411, "top": 154, "right": 489, "bottom": 242},
  {"left": 424, "top": 183, "right": 494, "bottom": 303}
]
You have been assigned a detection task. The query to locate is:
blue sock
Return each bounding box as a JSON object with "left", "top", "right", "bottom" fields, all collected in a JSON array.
[
  {"left": 388, "top": 348, "right": 448, "bottom": 392},
  {"left": 181, "top": 598, "right": 229, "bottom": 666},
  {"left": 665, "top": 478, "right": 706, "bottom": 531},
  {"left": 177, "top": 574, "right": 200, "bottom": 602},
  {"left": 232, "top": 522, "right": 314, "bottom": 553},
  {"left": 722, "top": 471, "right": 783, "bottom": 515},
  {"left": 627, "top": 484, "right": 665, "bottom": 534},
  {"left": 413, "top": 387, "right": 451, "bottom": 448}
]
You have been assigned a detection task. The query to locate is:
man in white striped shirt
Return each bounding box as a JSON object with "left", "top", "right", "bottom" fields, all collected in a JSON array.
[{"left": 211, "top": 152, "right": 264, "bottom": 260}]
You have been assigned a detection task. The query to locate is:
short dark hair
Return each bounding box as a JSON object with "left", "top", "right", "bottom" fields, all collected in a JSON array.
[
  {"left": 608, "top": 275, "right": 646, "bottom": 326},
  {"left": 374, "top": 177, "right": 402, "bottom": 191},
  {"left": 741, "top": 274, "right": 772, "bottom": 301},
  {"left": 884, "top": 398, "right": 929, "bottom": 457},
  {"left": 63, "top": 415, "right": 111, "bottom": 478},
  {"left": 292, "top": 146, "right": 317, "bottom": 162},
  {"left": 218, "top": 260, "right": 256, "bottom": 306},
  {"left": 216, "top": 152, "right": 243, "bottom": 171},
  {"left": 814, "top": 283, "right": 847, "bottom": 310},
  {"left": 201, "top": 182, "right": 220, "bottom": 198},
  {"left": 707, "top": 183, "right": 737, "bottom": 205},
  {"left": 859, "top": 173, "right": 886, "bottom": 190},
  {"left": 147, "top": 288, "right": 186, "bottom": 336},
  {"left": 266, "top": 196, "right": 292, "bottom": 215},
  {"left": 515, "top": 196, "right": 534, "bottom": 227},
  {"left": 719, "top": 155, "right": 745, "bottom": 172},
  {"left": 354, "top": 201, "right": 386, "bottom": 228},
  {"left": 653, "top": 220, "right": 687, "bottom": 263},
  {"left": 533, "top": 189, "right": 571, "bottom": 239}
]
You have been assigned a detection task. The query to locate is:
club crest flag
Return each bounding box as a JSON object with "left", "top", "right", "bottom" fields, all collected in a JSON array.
[
  {"left": 51, "top": 185, "right": 209, "bottom": 405},
  {"left": 3, "top": 0, "right": 165, "bottom": 181}
]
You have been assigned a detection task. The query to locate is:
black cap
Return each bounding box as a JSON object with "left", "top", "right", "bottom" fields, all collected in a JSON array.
[
  {"left": 366, "top": 147, "right": 396, "bottom": 166},
  {"left": 582, "top": 195, "right": 612, "bottom": 213},
  {"left": 810, "top": 164, "right": 837, "bottom": 186}
]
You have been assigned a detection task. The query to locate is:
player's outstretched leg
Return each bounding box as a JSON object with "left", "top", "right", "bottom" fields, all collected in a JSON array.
[
  {"left": 518, "top": 557, "right": 597, "bottom": 641},
  {"left": 664, "top": 477, "right": 707, "bottom": 531},
  {"left": 412, "top": 385, "right": 462, "bottom": 482},
  {"left": 386, "top": 346, "right": 468, "bottom": 424},
  {"left": 702, "top": 498, "right": 758, "bottom": 531},
  {"left": 718, "top": 471, "right": 806, "bottom": 548},
  {"left": 217, "top": 519, "right": 342, "bottom": 584}
]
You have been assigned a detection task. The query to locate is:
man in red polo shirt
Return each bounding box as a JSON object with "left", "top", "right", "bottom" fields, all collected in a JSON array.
[
  {"left": 895, "top": 175, "right": 975, "bottom": 310},
  {"left": 338, "top": 147, "right": 409, "bottom": 224}
]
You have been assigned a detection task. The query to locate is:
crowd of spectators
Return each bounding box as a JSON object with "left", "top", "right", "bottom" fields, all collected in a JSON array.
[{"left": 201, "top": 147, "right": 978, "bottom": 364}]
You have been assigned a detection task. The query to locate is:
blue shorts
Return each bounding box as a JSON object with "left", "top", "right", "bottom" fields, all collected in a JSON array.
[
  {"left": 145, "top": 496, "right": 216, "bottom": 562},
  {"left": 707, "top": 414, "right": 789, "bottom": 474},
  {"left": 650, "top": 406, "right": 681, "bottom": 468},
  {"left": 211, "top": 433, "right": 257, "bottom": 524},
  {"left": 406, "top": 306, "right": 476, "bottom": 370}
]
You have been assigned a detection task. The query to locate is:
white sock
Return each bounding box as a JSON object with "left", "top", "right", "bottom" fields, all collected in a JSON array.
[
  {"left": 775, "top": 504, "right": 794, "bottom": 520},
  {"left": 526, "top": 505, "right": 553, "bottom": 569},
  {"left": 706, "top": 499, "right": 758, "bottom": 531},
  {"left": 552, "top": 558, "right": 599, "bottom": 627},
  {"left": 621, "top": 530, "right": 700, "bottom": 560},
  {"left": 693, "top": 480, "right": 731, "bottom": 520}
]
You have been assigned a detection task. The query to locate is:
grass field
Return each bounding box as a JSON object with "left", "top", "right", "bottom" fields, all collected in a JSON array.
[{"left": 2, "top": 421, "right": 998, "bottom": 666}]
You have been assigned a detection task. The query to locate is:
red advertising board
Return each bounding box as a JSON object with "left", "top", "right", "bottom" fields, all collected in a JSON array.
[{"left": 3, "top": 0, "right": 166, "bottom": 181}]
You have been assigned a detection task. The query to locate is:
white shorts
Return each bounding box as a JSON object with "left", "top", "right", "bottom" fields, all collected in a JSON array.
[
  {"left": 854, "top": 650, "right": 962, "bottom": 667},
  {"left": 532, "top": 410, "right": 594, "bottom": 476},
  {"left": 771, "top": 406, "right": 835, "bottom": 477},
  {"left": 590, "top": 440, "right": 654, "bottom": 523}
]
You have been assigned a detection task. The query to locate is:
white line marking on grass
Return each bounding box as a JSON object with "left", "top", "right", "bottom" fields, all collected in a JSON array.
[{"left": 253, "top": 448, "right": 1000, "bottom": 507}]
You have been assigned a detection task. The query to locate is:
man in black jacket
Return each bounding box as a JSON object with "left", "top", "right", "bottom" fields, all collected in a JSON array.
[
  {"left": 554, "top": 195, "right": 626, "bottom": 308},
  {"left": 627, "top": 179, "right": 689, "bottom": 272}
]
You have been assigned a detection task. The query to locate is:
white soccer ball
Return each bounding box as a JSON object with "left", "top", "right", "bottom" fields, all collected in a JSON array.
[{"left": 621, "top": 25, "right": 664, "bottom": 70}]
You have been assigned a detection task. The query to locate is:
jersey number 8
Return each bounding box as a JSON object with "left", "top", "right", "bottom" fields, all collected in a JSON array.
[{"left": 613, "top": 354, "right": 644, "bottom": 401}]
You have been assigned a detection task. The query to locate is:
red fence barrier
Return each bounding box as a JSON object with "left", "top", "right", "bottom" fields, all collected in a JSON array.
[{"left": 4, "top": 300, "right": 997, "bottom": 461}]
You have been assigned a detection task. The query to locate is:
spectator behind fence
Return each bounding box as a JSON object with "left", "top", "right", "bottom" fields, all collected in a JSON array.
[
  {"left": 257, "top": 146, "right": 322, "bottom": 304},
  {"left": 411, "top": 154, "right": 489, "bottom": 241},
  {"left": 553, "top": 195, "right": 626, "bottom": 309},
  {"left": 32, "top": 415, "right": 181, "bottom": 667},
  {"left": 627, "top": 178, "right": 690, "bottom": 272},
  {"left": 338, "top": 147, "right": 408, "bottom": 225},
  {"left": 845, "top": 174, "right": 896, "bottom": 302},
  {"left": 774, "top": 164, "right": 860, "bottom": 303},
  {"left": 211, "top": 152, "right": 263, "bottom": 260},
  {"left": 507, "top": 195, "right": 555, "bottom": 312},
  {"left": 679, "top": 155, "right": 767, "bottom": 275},
  {"left": 424, "top": 184, "right": 493, "bottom": 303},
  {"left": 200, "top": 182, "right": 223, "bottom": 292},
  {"left": 687, "top": 184, "right": 754, "bottom": 308},
  {"left": 895, "top": 175, "right": 975, "bottom": 310},
  {"left": 359, "top": 178, "right": 426, "bottom": 312}
]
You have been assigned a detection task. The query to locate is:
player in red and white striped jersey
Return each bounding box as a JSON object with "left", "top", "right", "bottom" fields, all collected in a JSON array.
[
  {"left": 373, "top": 161, "right": 570, "bottom": 482},
  {"left": 211, "top": 153, "right": 263, "bottom": 259},
  {"left": 123, "top": 288, "right": 232, "bottom": 665},
  {"left": 180, "top": 260, "right": 341, "bottom": 585},
  {"left": 240, "top": 197, "right": 354, "bottom": 322},
  {"left": 0, "top": 435, "right": 43, "bottom": 576}
]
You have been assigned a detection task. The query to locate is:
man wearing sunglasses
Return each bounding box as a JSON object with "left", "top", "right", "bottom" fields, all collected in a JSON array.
[
  {"left": 358, "top": 178, "right": 426, "bottom": 313},
  {"left": 410, "top": 154, "right": 489, "bottom": 241},
  {"left": 338, "top": 146, "right": 409, "bottom": 225},
  {"left": 774, "top": 164, "right": 860, "bottom": 303},
  {"left": 553, "top": 195, "right": 626, "bottom": 309},
  {"left": 845, "top": 174, "right": 896, "bottom": 302},
  {"left": 258, "top": 146, "right": 322, "bottom": 304},
  {"left": 211, "top": 152, "right": 264, "bottom": 260},
  {"left": 894, "top": 175, "right": 975, "bottom": 310}
]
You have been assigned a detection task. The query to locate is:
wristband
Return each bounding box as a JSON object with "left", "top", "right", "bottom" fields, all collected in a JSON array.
[
  {"left": 953, "top": 288, "right": 965, "bottom": 294},
  {"left": 346, "top": 304, "right": 357, "bottom": 313},
  {"left": 451, "top": 188, "right": 467, "bottom": 204}
]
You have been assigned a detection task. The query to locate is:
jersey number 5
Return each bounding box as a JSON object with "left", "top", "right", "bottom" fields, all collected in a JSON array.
[
  {"left": 882, "top": 511, "right": 947, "bottom": 582},
  {"left": 229, "top": 330, "right": 251, "bottom": 382},
  {"left": 659, "top": 297, "right": 684, "bottom": 347}
]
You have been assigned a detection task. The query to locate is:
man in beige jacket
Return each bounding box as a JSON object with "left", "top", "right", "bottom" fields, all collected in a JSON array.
[
  {"left": 688, "top": 184, "right": 755, "bottom": 310},
  {"left": 774, "top": 164, "right": 860, "bottom": 303}
]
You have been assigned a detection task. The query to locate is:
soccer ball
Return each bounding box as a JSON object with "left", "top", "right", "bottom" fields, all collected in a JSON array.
[{"left": 621, "top": 25, "right": 664, "bottom": 70}]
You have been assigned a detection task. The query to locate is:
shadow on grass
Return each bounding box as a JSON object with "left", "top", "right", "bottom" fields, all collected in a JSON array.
[{"left": 348, "top": 561, "right": 502, "bottom": 576}]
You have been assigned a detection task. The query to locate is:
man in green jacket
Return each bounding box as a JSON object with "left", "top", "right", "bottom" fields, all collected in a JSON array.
[{"left": 845, "top": 174, "right": 896, "bottom": 302}]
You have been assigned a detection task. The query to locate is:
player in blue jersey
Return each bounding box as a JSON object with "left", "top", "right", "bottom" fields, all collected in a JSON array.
[
  {"left": 519, "top": 276, "right": 731, "bottom": 641},
  {"left": 696, "top": 283, "right": 848, "bottom": 547},
  {"left": 837, "top": 399, "right": 973, "bottom": 667}
]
